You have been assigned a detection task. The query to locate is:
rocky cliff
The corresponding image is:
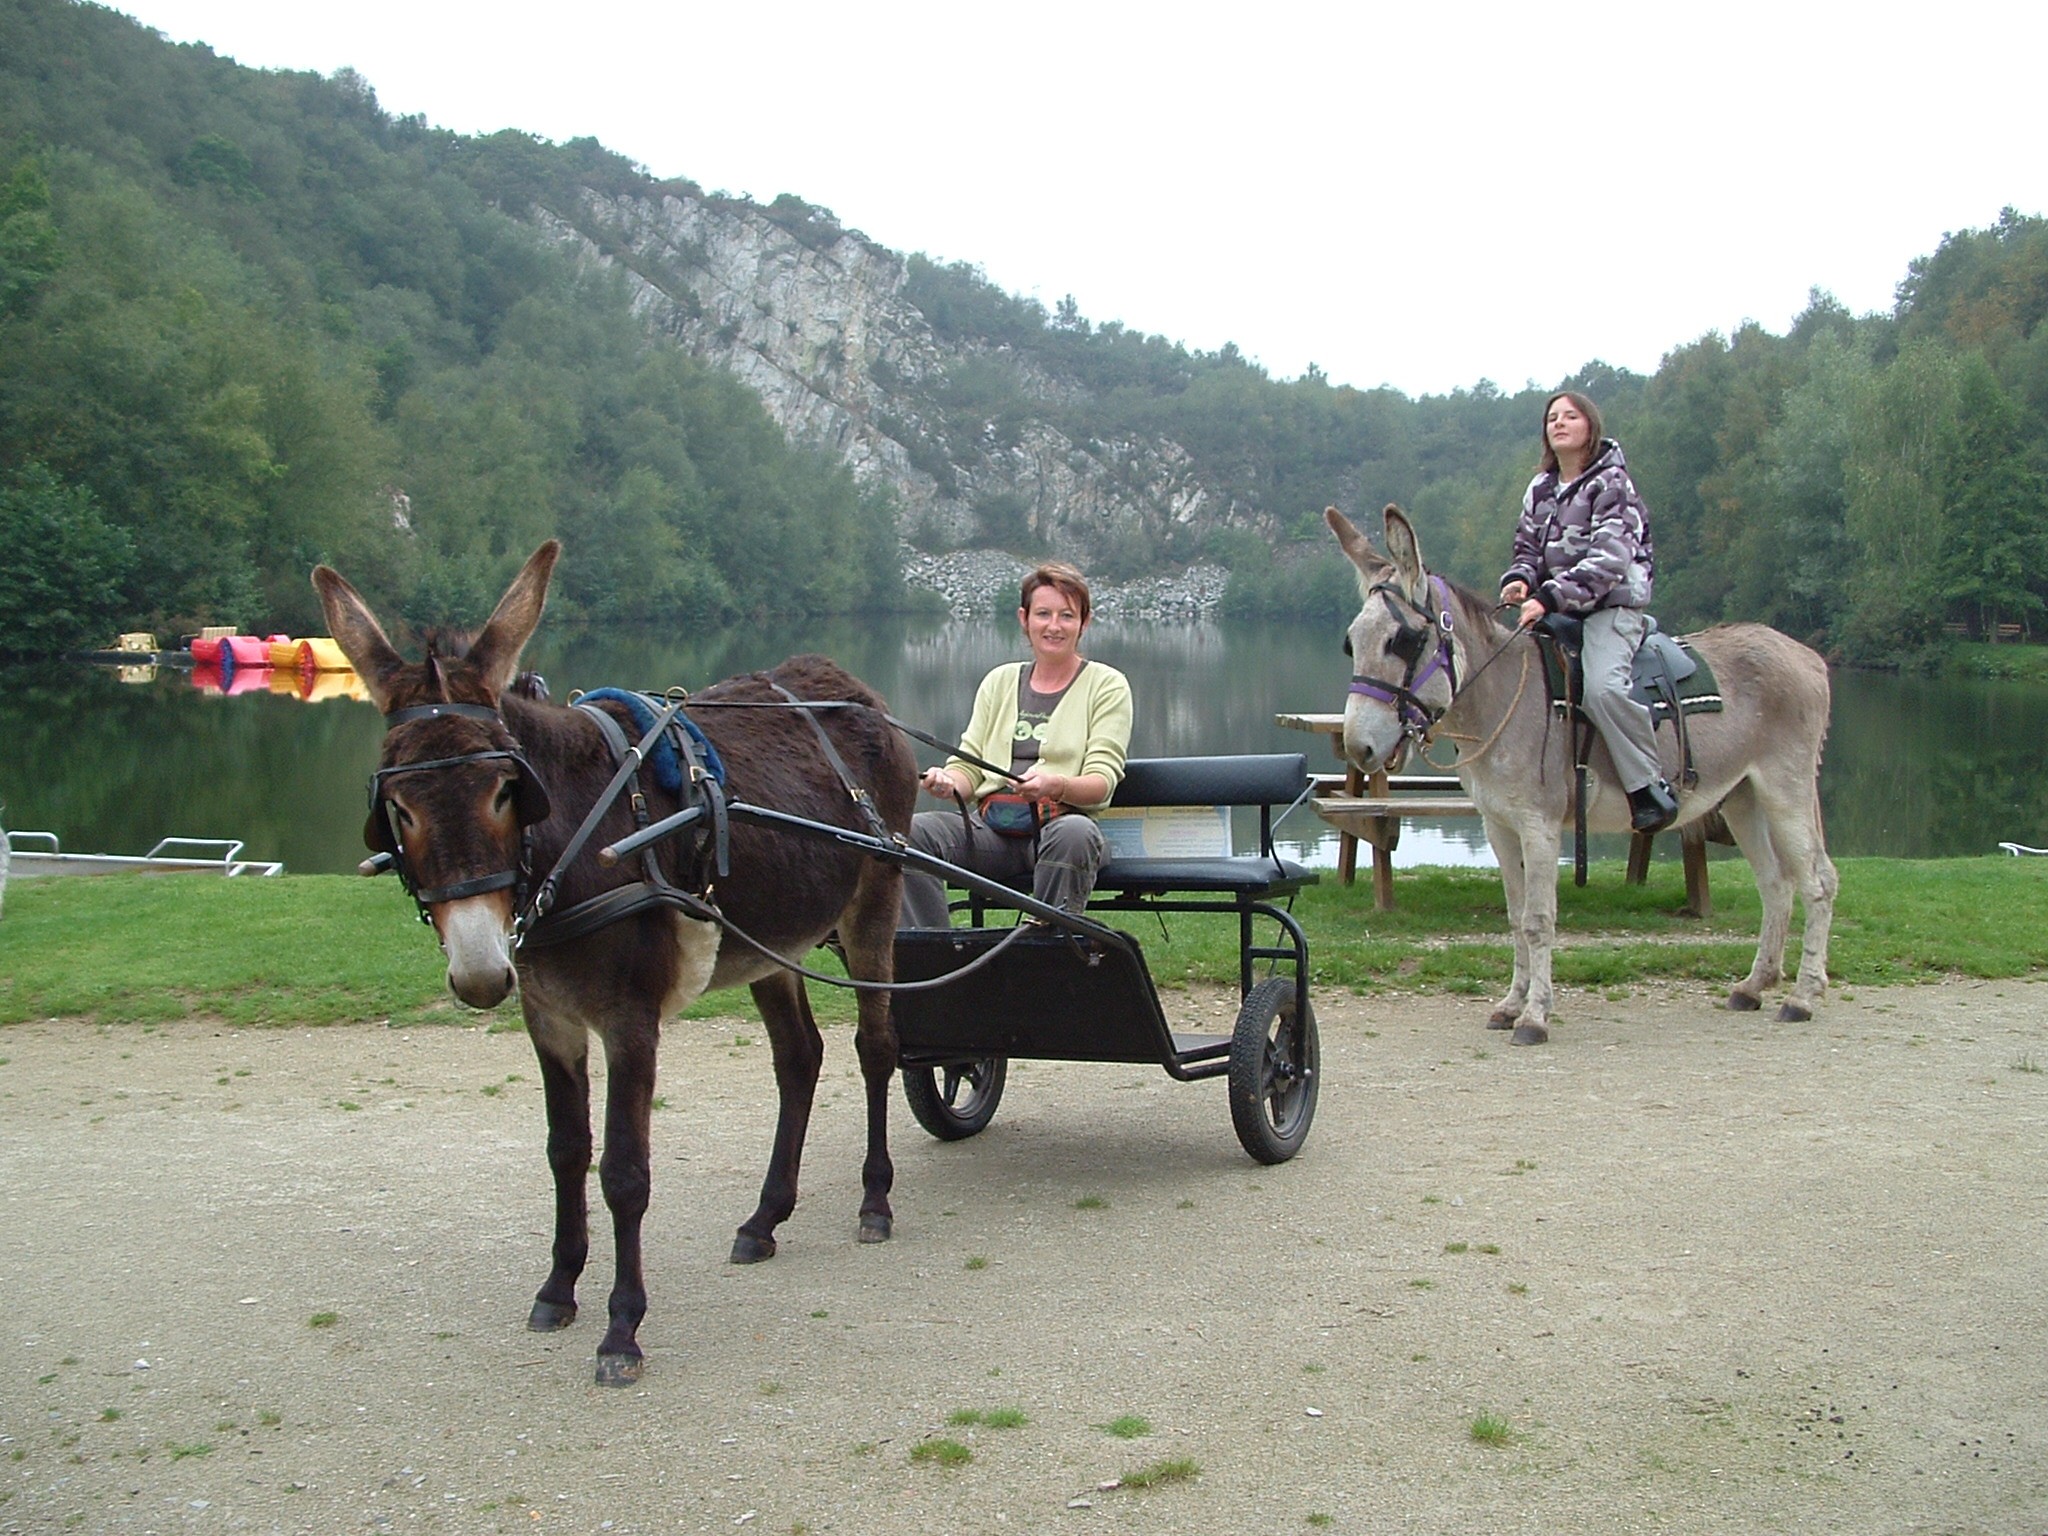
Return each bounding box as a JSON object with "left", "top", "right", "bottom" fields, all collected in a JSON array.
[{"left": 534, "top": 188, "right": 1269, "bottom": 613}]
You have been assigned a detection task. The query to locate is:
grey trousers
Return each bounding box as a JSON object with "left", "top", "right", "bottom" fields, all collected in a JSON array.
[
  {"left": 1579, "top": 606, "right": 1663, "bottom": 793},
  {"left": 899, "top": 807, "right": 1107, "bottom": 927}
]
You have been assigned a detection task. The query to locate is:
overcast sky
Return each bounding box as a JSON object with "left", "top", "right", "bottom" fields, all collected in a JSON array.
[{"left": 118, "top": 0, "right": 2047, "bottom": 398}]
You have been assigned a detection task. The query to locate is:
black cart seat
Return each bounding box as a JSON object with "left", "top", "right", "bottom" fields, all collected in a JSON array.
[{"left": 1093, "top": 753, "right": 1315, "bottom": 899}]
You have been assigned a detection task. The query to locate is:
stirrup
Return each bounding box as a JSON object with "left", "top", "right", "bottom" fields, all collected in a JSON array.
[{"left": 1628, "top": 779, "right": 1678, "bottom": 833}]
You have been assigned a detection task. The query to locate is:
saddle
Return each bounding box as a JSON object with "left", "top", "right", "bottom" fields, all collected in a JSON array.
[
  {"left": 1532, "top": 613, "right": 1723, "bottom": 886},
  {"left": 517, "top": 688, "right": 732, "bottom": 950},
  {"left": 1535, "top": 614, "right": 1724, "bottom": 731}
]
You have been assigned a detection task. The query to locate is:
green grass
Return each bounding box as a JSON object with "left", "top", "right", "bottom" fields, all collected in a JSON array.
[
  {"left": 908, "top": 1438, "right": 971, "bottom": 1467},
  {"left": 1469, "top": 1413, "right": 1513, "bottom": 1446},
  {"left": 2, "top": 858, "right": 2044, "bottom": 1030},
  {"left": 946, "top": 1406, "right": 1027, "bottom": 1428},
  {"left": 1121, "top": 1456, "right": 1199, "bottom": 1489},
  {"left": 1101, "top": 1414, "right": 1151, "bottom": 1439}
]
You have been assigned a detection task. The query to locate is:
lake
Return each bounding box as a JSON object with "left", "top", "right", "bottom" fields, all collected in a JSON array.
[{"left": 4, "top": 617, "right": 2044, "bottom": 875}]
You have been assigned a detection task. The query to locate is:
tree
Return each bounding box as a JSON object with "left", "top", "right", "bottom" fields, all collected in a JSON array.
[
  {"left": 0, "top": 462, "right": 135, "bottom": 654},
  {"left": 1937, "top": 354, "right": 2048, "bottom": 637},
  {"left": 0, "top": 156, "right": 63, "bottom": 317}
]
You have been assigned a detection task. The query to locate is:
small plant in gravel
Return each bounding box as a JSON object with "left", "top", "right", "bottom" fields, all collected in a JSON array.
[
  {"left": 98, "top": 1409, "right": 120, "bottom": 1423},
  {"left": 168, "top": 1442, "right": 213, "bottom": 1460},
  {"left": 2012, "top": 1054, "right": 2042, "bottom": 1074},
  {"left": 307, "top": 1312, "right": 338, "bottom": 1328},
  {"left": 1307, "top": 1516, "right": 1334, "bottom": 1529},
  {"left": 964, "top": 1255, "right": 988, "bottom": 1270},
  {"left": 1444, "top": 1241, "right": 1469, "bottom": 1254},
  {"left": 1074, "top": 1194, "right": 1107, "bottom": 1210},
  {"left": 1102, "top": 1414, "right": 1151, "bottom": 1439},
  {"left": 1121, "top": 1456, "right": 1198, "bottom": 1489},
  {"left": 1469, "top": 1413, "right": 1513, "bottom": 1445},
  {"left": 909, "top": 1438, "right": 971, "bottom": 1467}
]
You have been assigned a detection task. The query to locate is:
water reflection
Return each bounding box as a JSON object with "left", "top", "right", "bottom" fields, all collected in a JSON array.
[{"left": 4, "top": 620, "right": 2042, "bottom": 874}]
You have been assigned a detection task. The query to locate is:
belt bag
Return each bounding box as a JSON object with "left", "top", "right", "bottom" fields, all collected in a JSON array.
[{"left": 981, "top": 791, "right": 1065, "bottom": 839}]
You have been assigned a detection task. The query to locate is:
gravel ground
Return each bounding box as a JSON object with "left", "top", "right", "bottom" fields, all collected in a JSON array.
[{"left": 3, "top": 977, "right": 2045, "bottom": 1535}]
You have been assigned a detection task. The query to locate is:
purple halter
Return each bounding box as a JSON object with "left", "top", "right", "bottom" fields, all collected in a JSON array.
[{"left": 1346, "top": 574, "right": 1459, "bottom": 745}]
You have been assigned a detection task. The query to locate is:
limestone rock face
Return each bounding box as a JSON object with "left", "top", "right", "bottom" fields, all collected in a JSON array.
[{"left": 534, "top": 189, "right": 1270, "bottom": 599}]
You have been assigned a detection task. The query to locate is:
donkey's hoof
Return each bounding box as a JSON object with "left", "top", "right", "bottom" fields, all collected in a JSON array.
[
  {"left": 1510, "top": 1022, "right": 1549, "bottom": 1046},
  {"left": 594, "top": 1351, "right": 643, "bottom": 1388},
  {"left": 857, "top": 1213, "right": 892, "bottom": 1244},
  {"left": 527, "top": 1299, "right": 577, "bottom": 1332},
  {"left": 729, "top": 1232, "right": 777, "bottom": 1265},
  {"left": 1486, "top": 1010, "right": 1518, "bottom": 1030},
  {"left": 1725, "top": 991, "right": 1762, "bottom": 1012},
  {"left": 1775, "top": 1001, "right": 1812, "bottom": 1023}
]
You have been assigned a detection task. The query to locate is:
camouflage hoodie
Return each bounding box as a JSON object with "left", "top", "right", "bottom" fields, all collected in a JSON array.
[{"left": 1498, "top": 438, "right": 1655, "bottom": 615}]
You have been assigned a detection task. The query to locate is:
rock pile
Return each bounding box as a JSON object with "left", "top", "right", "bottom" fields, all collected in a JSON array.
[{"left": 900, "top": 548, "right": 1229, "bottom": 623}]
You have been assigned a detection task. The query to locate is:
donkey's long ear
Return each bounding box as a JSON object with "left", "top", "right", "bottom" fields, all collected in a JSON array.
[
  {"left": 1382, "top": 505, "right": 1429, "bottom": 602},
  {"left": 312, "top": 563, "right": 406, "bottom": 712},
  {"left": 468, "top": 540, "right": 561, "bottom": 700},
  {"left": 1325, "top": 506, "right": 1389, "bottom": 593}
]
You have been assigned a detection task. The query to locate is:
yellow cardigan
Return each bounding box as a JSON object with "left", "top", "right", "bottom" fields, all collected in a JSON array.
[{"left": 945, "top": 660, "right": 1132, "bottom": 810}]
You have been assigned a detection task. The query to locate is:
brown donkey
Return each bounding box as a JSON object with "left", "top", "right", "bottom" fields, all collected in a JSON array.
[
  {"left": 314, "top": 542, "right": 916, "bottom": 1384},
  {"left": 1327, "top": 505, "right": 1837, "bottom": 1044}
]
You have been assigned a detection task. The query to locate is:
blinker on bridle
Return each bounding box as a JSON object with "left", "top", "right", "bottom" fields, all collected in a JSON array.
[
  {"left": 1346, "top": 574, "right": 1459, "bottom": 746},
  {"left": 366, "top": 700, "right": 553, "bottom": 920}
]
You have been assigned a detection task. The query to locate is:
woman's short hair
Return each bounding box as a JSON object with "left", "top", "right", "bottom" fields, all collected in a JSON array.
[
  {"left": 1020, "top": 562, "right": 1092, "bottom": 625},
  {"left": 1538, "top": 390, "right": 1605, "bottom": 475}
]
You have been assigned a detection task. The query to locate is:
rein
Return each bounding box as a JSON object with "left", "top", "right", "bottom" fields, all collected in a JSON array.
[{"left": 368, "top": 686, "right": 1052, "bottom": 995}]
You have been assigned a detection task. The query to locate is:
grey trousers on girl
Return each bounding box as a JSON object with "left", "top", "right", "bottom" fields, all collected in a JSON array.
[
  {"left": 898, "top": 807, "right": 1107, "bottom": 927},
  {"left": 1580, "top": 606, "right": 1663, "bottom": 793}
]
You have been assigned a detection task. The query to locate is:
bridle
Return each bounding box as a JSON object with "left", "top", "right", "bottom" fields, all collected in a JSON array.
[
  {"left": 365, "top": 701, "right": 552, "bottom": 923},
  {"left": 1347, "top": 574, "right": 1460, "bottom": 754}
]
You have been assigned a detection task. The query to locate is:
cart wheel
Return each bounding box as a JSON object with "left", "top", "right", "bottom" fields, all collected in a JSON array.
[
  {"left": 1228, "top": 976, "right": 1319, "bottom": 1164},
  {"left": 900, "top": 1057, "right": 1008, "bottom": 1140}
]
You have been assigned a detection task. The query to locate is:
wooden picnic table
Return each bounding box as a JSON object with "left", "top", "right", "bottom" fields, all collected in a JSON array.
[{"left": 1276, "top": 711, "right": 1713, "bottom": 916}]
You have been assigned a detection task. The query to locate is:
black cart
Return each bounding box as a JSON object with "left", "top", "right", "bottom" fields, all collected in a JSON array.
[{"left": 892, "top": 754, "right": 1321, "bottom": 1163}]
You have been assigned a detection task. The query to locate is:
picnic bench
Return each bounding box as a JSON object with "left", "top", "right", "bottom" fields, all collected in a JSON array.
[{"left": 1276, "top": 712, "right": 1714, "bottom": 916}]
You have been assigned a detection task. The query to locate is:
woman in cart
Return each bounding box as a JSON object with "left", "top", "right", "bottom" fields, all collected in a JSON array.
[{"left": 899, "top": 562, "right": 1133, "bottom": 926}]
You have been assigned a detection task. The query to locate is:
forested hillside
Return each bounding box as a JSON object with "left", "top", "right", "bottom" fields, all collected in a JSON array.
[
  {"left": 0, "top": 0, "right": 899, "bottom": 648},
  {"left": 893, "top": 239, "right": 2048, "bottom": 662},
  {"left": 3, "top": 0, "right": 2044, "bottom": 666}
]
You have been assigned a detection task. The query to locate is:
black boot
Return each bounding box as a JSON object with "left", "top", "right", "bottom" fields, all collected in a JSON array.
[{"left": 1628, "top": 779, "right": 1678, "bottom": 833}]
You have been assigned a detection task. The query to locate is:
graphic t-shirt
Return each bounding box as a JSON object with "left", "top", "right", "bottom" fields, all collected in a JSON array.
[{"left": 1010, "top": 661, "right": 1088, "bottom": 774}]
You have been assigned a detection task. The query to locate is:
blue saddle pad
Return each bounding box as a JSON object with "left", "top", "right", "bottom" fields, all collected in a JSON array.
[{"left": 575, "top": 688, "right": 727, "bottom": 796}]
